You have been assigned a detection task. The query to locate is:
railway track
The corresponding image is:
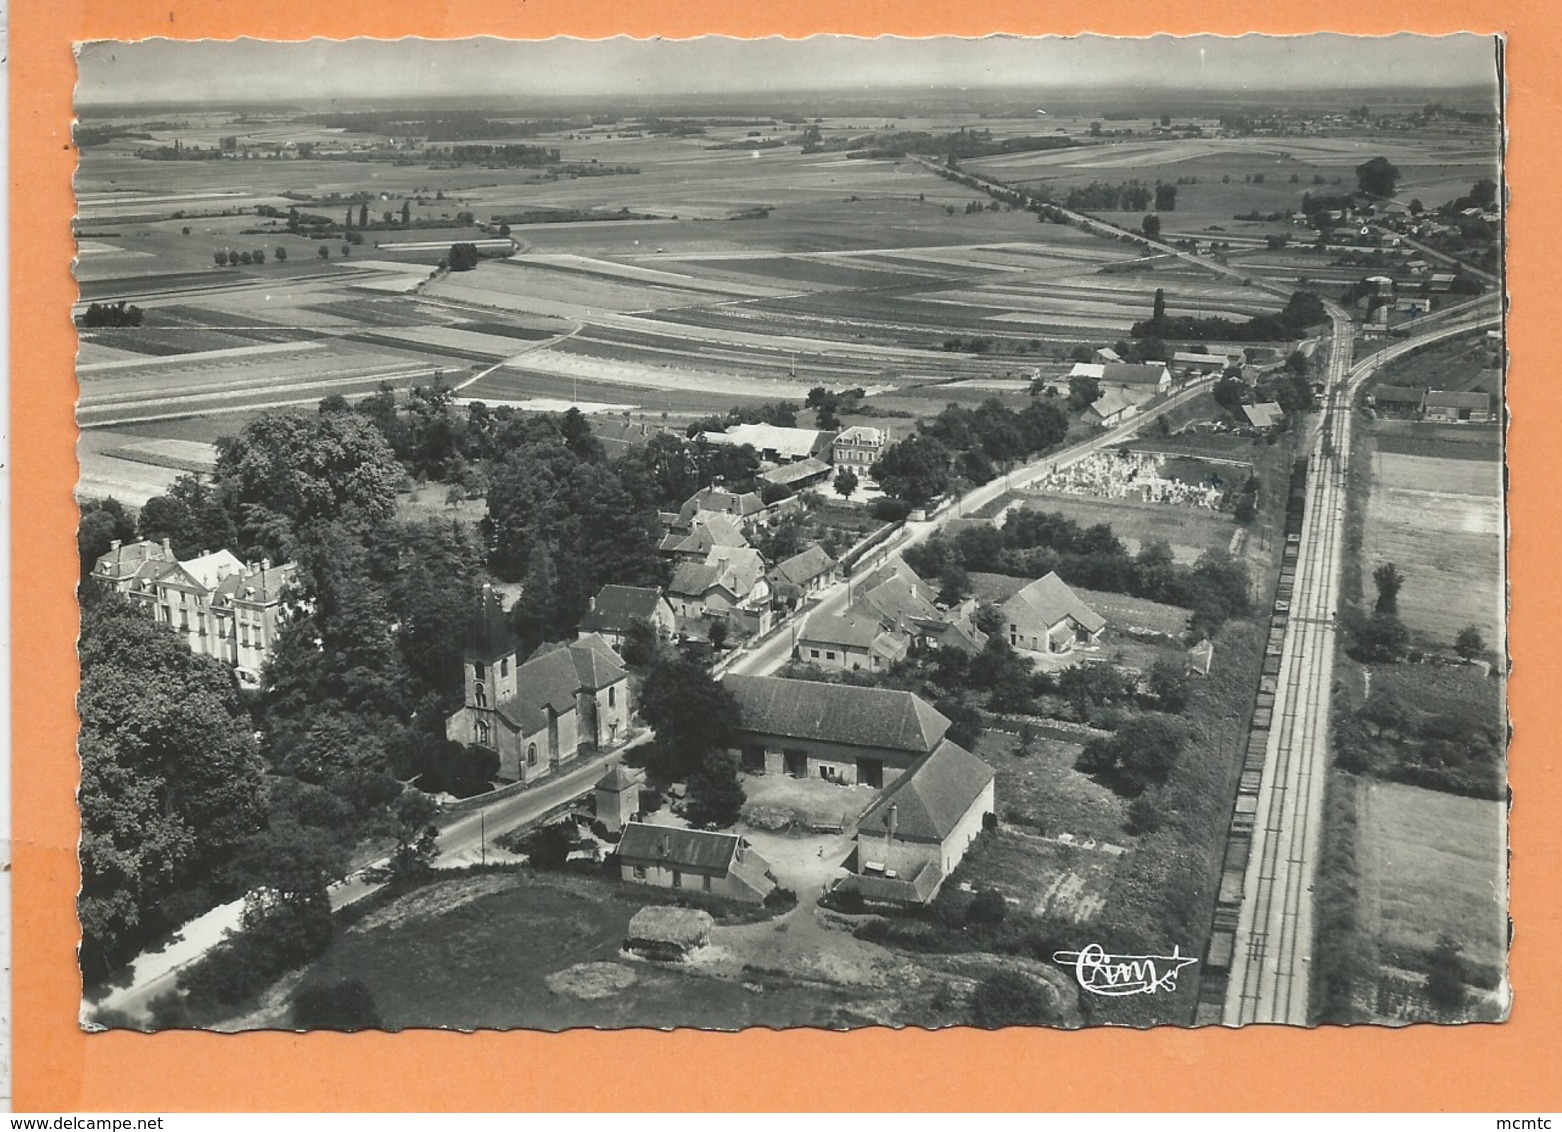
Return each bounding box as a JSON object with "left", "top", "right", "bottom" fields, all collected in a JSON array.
[{"left": 1201, "top": 308, "right": 1501, "bottom": 1026}]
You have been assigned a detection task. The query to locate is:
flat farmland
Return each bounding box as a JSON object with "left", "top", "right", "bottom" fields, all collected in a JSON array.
[
  {"left": 947, "top": 827, "right": 1119, "bottom": 924},
  {"left": 77, "top": 428, "right": 220, "bottom": 505},
  {"left": 76, "top": 340, "right": 443, "bottom": 429},
  {"left": 1355, "top": 778, "right": 1507, "bottom": 979},
  {"left": 1363, "top": 443, "right": 1504, "bottom": 648}
]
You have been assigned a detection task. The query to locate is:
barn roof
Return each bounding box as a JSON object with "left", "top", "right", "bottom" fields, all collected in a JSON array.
[
  {"left": 857, "top": 738, "right": 996, "bottom": 843},
  {"left": 724, "top": 674, "right": 949, "bottom": 754}
]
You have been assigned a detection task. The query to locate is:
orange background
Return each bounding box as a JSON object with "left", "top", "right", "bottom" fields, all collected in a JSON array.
[{"left": 13, "top": 1, "right": 1559, "bottom": 1113}]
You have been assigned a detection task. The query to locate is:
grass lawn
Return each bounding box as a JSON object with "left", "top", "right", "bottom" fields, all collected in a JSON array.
[
  {"left": 1354, "top": 779, "right": 1508, "bottom": 983},
  {"left": 976, "top": 727, "right": 1128, "bottom": 843},
  {"left": 946, "top": 827, "right": 1119, "bottom": 923},
  {"left": 291, "top": 868, "right": 849, "bottom": 1031},
  {"left": 1006, "top": 490, "right": 1236, "bottom": 562},
  {"left": 1369, "top": 662, "right": 1504, "bottom": 721},
  {"left": 395, "top": 481, "right": 487, "bottom": 526}
]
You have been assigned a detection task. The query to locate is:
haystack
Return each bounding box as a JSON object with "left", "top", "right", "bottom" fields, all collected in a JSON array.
[
  {"left": 546, "top": 962, "right": 639, "bottom": 1000},
  {"left": 624, "top": 905, "right": 714, "bottom": 961}
]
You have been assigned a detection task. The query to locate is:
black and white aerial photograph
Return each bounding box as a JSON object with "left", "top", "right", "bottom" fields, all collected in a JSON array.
[{"left": 73, "top": 33, "right": 1506, "bottom": 1033}]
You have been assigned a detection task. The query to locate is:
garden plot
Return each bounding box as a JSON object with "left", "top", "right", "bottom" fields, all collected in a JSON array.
[
  {"left": 426, "top": 260, "right": 717, "bottom": 316},
  {"left": 1364, "top": 446, "right": 1504, "bottom": 648},
  {"left": 522, "top": 254, "right": 790, "bottom": 298}
]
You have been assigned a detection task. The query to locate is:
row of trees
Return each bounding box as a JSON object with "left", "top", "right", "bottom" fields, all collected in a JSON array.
[
  {"left": 78, "top": 301, "right": 144, "bottom": 328},
  {"left": 1131, "top": 288, "right": 1328, "bottom": 343}
]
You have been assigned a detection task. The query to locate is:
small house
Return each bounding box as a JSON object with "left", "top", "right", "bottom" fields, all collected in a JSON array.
[
  {"left": 577, "top": 584, "right": 677, "bottom": 650},
  {"left": 1424, "top": 390, "right": 1493, "bottom": 423},
  {"left": 1000, "top": 572, "right": 1106, "bottom": 656},
  {"left": 617, "top": 822, "right": 777, "bottom": 904}
]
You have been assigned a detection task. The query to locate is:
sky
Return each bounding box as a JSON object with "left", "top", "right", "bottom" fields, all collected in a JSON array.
[{"left": 75, "top": 34, "right": 1501, "bottom": 107}]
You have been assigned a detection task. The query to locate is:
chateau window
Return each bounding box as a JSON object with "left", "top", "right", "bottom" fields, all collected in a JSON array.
[
  {"left": 241, "top": 625, "right": 251, "bottom": 647},
  {"left": 474, "top": 719, "right": 490, "bottom": 746},
  {"left": 527, "top": 744, "right": 538, "bottom": 767},
  {"left": 474, "top": 661, "right": 486, "bottom": 681},
  {"left": 500, "top": 658, "right": 509, "bottom": 677},
  {"left": 474, "top": 681, "right": 487, "bottom": 708},
  {"left": 703, "top": 875, "right": 713, "bottom": 892},
  {"left": 608, "top": 685, "right": 616, "bottom": 708},
  {"left": 179, "top": 610, "right": 189, "bottom": 630},
  {"left": 633, "top": 865, "right": 647, "bottom": 880}
]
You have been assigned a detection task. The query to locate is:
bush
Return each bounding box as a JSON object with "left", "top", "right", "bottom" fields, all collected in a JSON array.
[
  {"left": 870, "top": 497, "right": 914, "bottom": 522},
  {"left": 970, "top": 970, "right": 1062, "bottom": 1028},
  {"left": 292, "top": 978, "right": 383, "bottom": 1031},
  {"left": 965, "top": 889, "right": 1008, "bottom": 925},
  {"left": 832, "top": 887, "right": 866, "bottom": 914},
  {"left": 521, "top": 820, "right": 577, "bottom": 869},
  {"left": 764, "top": 886, "right": 798, "bottom": 913}
]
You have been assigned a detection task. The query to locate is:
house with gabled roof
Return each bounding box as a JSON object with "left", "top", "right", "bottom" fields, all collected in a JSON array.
[
  {"left": 723, "top": 673, "right": 951, "bottom": 788},
  {"left": 617, "top": 822, "right": 778, "bottom": 904},
  {"left": 851, "top": 559, "right": 987, "bottom": 655},
  {"left": 767, "top": 543, "right": 836, "bottom": 608},
  {"left": 1424, "top": 390, "right": 1493, "bottom": 423},
  {"left": 1369, "top": 385, "right": 1426, "bottom": 417},
  {"left": 839, "top": 737, "right": 996, "bottom": 904},
  {"left": 658, "top": 513, "right": 749, "bottom": 562},
  {"left": 577, "top": 584, "right": 676, "bottom": 650},
  {"left": 1001, "top": 572, "right": 1106, "bottom": 657},
  {"left": 445, "top": 585, "right": 631, "bottom": 783},
  {"left": 697, "top": 423, "right": 835, "bottom": 465},
  {"left": 796, "top": 611, "right": 909, "bottom": 673}
]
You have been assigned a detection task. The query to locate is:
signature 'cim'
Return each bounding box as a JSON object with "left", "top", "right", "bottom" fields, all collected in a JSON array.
[{"left": 1052, "top": 943, "right": 1200, "bottom": 996}]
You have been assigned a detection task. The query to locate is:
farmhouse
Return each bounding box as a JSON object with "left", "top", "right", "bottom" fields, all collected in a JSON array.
[
  {"left": 446, "top": 586, "right": 631, "bottom": 783},
  {"left": 759, "top": 456, "right": 832, "bottom": 492},
  {"left": 840, "top": 738, "right": 997, "bottom": 906},
  {"left": 1424, "top": 390, "right": 1493, "bottom": 423},
  {"left": 724, "top": 673, "right": 950, "bottom": 788},
  {"left": 92, "top": 538, "right": 297, "bottom": 686},
  {"left": 699, "top": 422, "right": 835, "bottom": 465},
  {"left": 577, "top": 584, "right": 677, "bottom": 650},
  {"left": 1072, "top": 361, "right": 1171, "bottom": 393},
  {"left": 659, "top": 513, "right": 750, "bottom": 562},
  {"left": 851, "top": 559, "right": 987, "bottom": 654},
  {"left": 1172, "top": 350, "right": 1239, "bottom": 374},
  {"left": 1086, "top": 386, "right": 1152, "bottom": 428},
  {"left": 1241, "top": 402, "right": 1284, "bottom": 430},
  {"left": 796, "top": 611, "right": 909, "bottom": 672},
  {"left": 667, "top": 546, "right": 772, "bottom": 636},
  {"left": 617, "top": 823, "right": 777, "bottom": 905},
  {"left": 675, "top": 484, "right": 801, "bottom": 534},
  {"left": 831, "top": 425, "right": 888, "bottom": 470},
  {"left": 1000, "top": 572, "right": 1107, "bottom": 656},
  {"left": 1370, "top": 385, "right": 1427, "bottom": 417},
  {"left": 767, "top": 543, "right": 837, "bottom": 607}
]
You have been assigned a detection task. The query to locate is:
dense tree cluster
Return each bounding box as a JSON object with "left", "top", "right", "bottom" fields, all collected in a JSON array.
[
  {"left": 1131, "top": 289, "right": 1328, "bottom": 343},
  {"left": 79, "top": 301, "right": 145, "bottom": 328},
  {"left": 1333, "top": 684, "right": 1503, "bottom": 800},
  {"left": 872, "top": 398, "right": 1070, "bottom": 508}
]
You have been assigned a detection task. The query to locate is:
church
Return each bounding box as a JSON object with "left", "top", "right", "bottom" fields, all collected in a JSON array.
[{"left": 445, "top": 585, "right": 633, "bottom": 784}]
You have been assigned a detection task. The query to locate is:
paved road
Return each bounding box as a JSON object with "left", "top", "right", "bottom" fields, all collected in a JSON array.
[
  {"left": 720, "top": 374, "right": 1219, "bottom": 680},
  {"left": 1223, "top": 310, "right": 1501, "bottom": 1026},
  {"left": 90, "top": 739, "right": 643, "bottom": 1024}
]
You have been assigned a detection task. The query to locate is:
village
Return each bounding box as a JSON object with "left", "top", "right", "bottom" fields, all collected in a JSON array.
[{"left": 73, "top": 39, "right": 1506, "bottom": 1035}]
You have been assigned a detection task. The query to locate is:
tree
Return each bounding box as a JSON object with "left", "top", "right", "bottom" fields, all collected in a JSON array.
[
  {"left": 620, "top": 615, "right": 663, "bottom": 668},
  {"left": 77, "top": 591, "right": 267, "bottom": 976},
  {"left": 387, "top": 790, "right": 440, "bottom": 882},
  {"left": 318, "top": 245, "right": 329, "bottom": 259},
  {"left": 1345, "top": 607, "right": 1410, "bottom": 663},
  {"left": 253, "top": 248, "right": 266, "bottom": 264},
  {"left": 292, "top": 978, "right": 382, "bottom": 1031},
  {"left": 871, "top": 434, "right": 953, "bottom": 509},
  {"left": 1355, "top": 156, "right": 1401, "bottom": 199},
  {"left": 1470, "top": 178, "right": 1498, "bottom": 210},
  {"left": 77, "top": 497, "right": 138, "bottom": 577},
  {"left": 638, "top": 656, "right": 741, "bottom": 782},
  {"left": 1068, "top": 374, "right": 1102, "bottom": 412},
  {"left": 274, "top": 246, "right": 287, "bottom": 262},
  {"left": 1424, "top": 934, "right": 1468, "bottom": 1017},
  {"left": 1454, "top": 626, "right": 1485, "bottom": 661},
  {"left": 1146, "top": 657, "right": 1191, "bottom": 713},
  {"left": 1154, "top": 183, "right": 1178, "bottom": 212},
  {"left": 1372, "top": 562, "right": 1404, "bottom": 615},
  {"left": 214, "top": 250, "right": 229, "bottom": 266},
  {"left": 1075, "top": 714, "right": 1188, "bottom": 796},
  {"left": 970, "top": 969, "right": 1063, "bottom": 1028},
  {"left": 448, "top": 242, "right": 480, "bottom": 272},
  {"left": 708, "top": 618, "right": 729, "bottom": 651},
  {"left": 685, "top": 750, "right": 746, "bottom": 829},
  {"left": 358, "top": 202, "right": 369, "bottom": 228},
  {"left": 833, "top": 468, "right": 859, "bottom": 500},
  {"left": 1142, "top": 214, "right": 1162, "bottom": 240},
  {"left": 1152, "top": 287, "right": 1167, "bottom": 323},
  {"left": 401, "top": 200, "right": 412, "bottom": 225}
]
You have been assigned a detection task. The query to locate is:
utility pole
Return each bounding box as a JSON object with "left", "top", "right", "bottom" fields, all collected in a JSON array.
[{"left": 480, "top": 811, "right": 486, "bottom": 866}]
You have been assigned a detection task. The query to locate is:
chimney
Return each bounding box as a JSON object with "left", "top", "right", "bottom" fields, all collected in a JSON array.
[
  {"left": 588, "top": 595, "right": 596, "bottom": 611},
  {"left": 885, "top": 803, "right": 898, "bottom": 860},
  {"left": 161, "top": 537, "right": 172, "bottom": 555},
  {"left": 200, "top": 549, "right": 209, "bottom": 559},
  {"left": 109, "top": 539, "right": 121, "bottom": 551},
  {"left": 261, "top": 557, "right": 271, "bottom": 572}
]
